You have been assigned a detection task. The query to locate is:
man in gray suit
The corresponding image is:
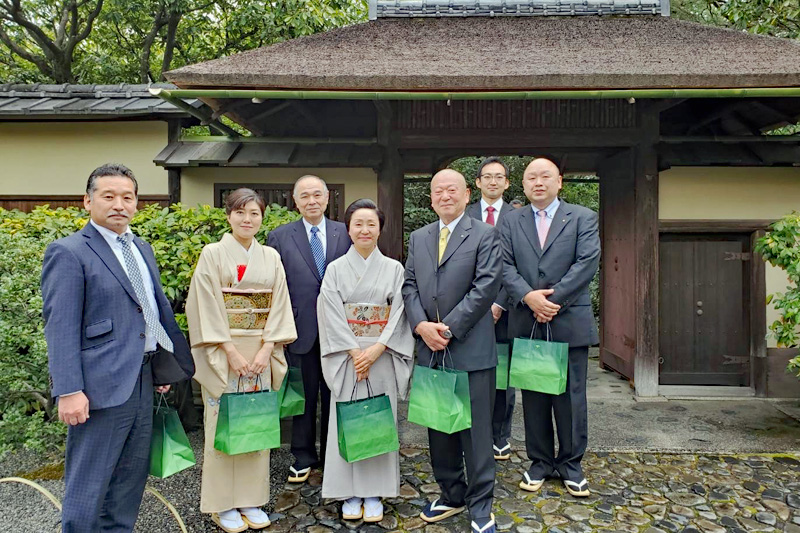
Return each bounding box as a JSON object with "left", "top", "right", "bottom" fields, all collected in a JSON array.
[
  {"left": 42, "top": 164, "right": 193, "bottom": 532},
  {"left": 499, "top": 157, "right": 600, "bottom": 498},
  {"left": 465, "top": 157, "right": 516, "bottom": 461},
  {"left": 403, "top": 169, "right": 502, "bottom": 533}
]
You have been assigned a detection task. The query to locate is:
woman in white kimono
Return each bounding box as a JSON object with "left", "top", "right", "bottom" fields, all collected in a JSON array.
[
  {"left": 317, "top": 199, "right": 415, "bottom": 523},
  {"left": 186, "top": 188, "right": 297, "bottom": 533}
]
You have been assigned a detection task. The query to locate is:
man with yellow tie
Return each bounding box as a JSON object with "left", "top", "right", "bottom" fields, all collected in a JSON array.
[{"left": 402, "top": 169, "right": 502, "bottom": 533}]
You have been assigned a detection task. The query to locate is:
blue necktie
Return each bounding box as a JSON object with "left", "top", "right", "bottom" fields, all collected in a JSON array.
[{"left": 310, "top": 226, "right": 326, "bottom": 278}]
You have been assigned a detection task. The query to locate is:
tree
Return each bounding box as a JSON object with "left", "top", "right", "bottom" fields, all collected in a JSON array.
[
  {"left": 672, "top": 0, "right": 800, "bottom": 39},
  {"left": 0, "top": 0, "right": 104, "bottom": 83}
]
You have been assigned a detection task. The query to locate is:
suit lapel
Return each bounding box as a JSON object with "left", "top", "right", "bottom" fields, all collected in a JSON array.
[
  {"left": 466, "top": 202, "right": 481, "bottom": 221},
  {"left": 325, "top": 217, "right": 340, "bottom": 264},
  {"left": 291, "top": 220, "right": 322, "bottom": 282},
  {"left": 519, "top": 207, "right": 543, "bottom": 258},
  {"left": 82, "top": 224, "right": 140, "bottom": 304},
  {"left": 425, "top": 222, "right": 439, "bottom": 268},
  {"left": 439, "top": 215, "right": 472, "bottom": 267},
  {"left": 542, "top": 202, "right": 571, "bottom": 255}
]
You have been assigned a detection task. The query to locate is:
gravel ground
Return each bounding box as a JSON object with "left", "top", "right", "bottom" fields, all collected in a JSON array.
[{"left": 0, "top": 429, "right": 294, "bottom": 533}]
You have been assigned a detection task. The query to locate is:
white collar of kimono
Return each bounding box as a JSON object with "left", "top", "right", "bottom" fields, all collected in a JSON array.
[
  {"left": 302, "top": 217, "right": 326, "bottom": 240},
  {"left": 221, "top": 232, "right": 254, "bottom": 258},
  {"left": 347, "top": 244, "right": 380, "bottom": 263}
]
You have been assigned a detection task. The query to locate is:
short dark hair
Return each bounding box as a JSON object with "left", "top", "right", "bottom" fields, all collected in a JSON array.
[
  {"left": 344, "top": 198, "right": 385, "bottom": 231},
  {"left": 224, "top": 188, "right": 266, "bottom": 215},
  {"left": 510, "top": 198, "right": 524, "bottom": 207},
  {"left": 86, "top": 163, "right": 138, "bottom": 196},
  {"left": 476, "top": 157, "right": 509, "bottom": 179}
]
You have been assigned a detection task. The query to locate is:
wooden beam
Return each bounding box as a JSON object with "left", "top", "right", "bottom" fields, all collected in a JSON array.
[
  {"left": 659, "top": 220, "right": 774, "bottom": 233},
  {"left": 750, "top": 229, "right": 768, "bottom": 397},
  {"left": 376, "top": 102, "right": 404, "bottom": 260},
  {"left": 398, "top": 128, "right": 641, "bottom": 149},
  {"left": 634, "top": 107, "right": 660, "bottom": 397},
  {"left": 167, "top": 119, "right": 182, "bottom": 205}
]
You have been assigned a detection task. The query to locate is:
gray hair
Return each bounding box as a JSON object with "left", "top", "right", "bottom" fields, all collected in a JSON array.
[
  {"left": 86, "top": 163, "right": 138, "bottom": 197},
  {"left": 292, "top": 175, "right": 329, "bottom": 198}
]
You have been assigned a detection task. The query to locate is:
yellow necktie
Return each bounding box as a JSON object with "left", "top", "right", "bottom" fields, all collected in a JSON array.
[{"left": 438, "top": 226, "right": 450, "bottom": 263}]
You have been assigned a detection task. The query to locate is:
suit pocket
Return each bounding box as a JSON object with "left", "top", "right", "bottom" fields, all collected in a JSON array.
[{"left": 83, "top": 318, "right": 114, "bottom": 349}]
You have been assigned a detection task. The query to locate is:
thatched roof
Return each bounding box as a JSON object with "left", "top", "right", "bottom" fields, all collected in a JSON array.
[{"left": 166, "top": 16, "right": 800, "bottom": 91}]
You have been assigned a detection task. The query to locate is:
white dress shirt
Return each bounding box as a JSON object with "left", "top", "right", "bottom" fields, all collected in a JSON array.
[
  {"left": 302, "top": 217, "right": 327, "bottom": 257},
  {"left": 91, "top": 220, "right": 159, "bottom": 352},
  {"left": 438, "top": 212, "right": 466, "bottom": 244}
]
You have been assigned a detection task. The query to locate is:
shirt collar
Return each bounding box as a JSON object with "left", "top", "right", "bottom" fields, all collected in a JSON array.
[
  {"left": 480, "top": 197, "right": 504, "bottom": 213},
  {"left": 90, "top": 219, "right": 132, "bottom": 245},
  {"left": 531, "top": 197, "right": 560, "bottom": 219},
  {"left": 438, "top": 212, "right": 465, "bottom": 234},
  {"left": 302, "top": 217, "right": 326, "bottom": 236}
]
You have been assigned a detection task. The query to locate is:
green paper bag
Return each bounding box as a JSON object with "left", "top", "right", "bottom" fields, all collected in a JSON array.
[
  {"left": 407, "top": 364, "right": 472, "bottom": 434},
  {"left": 278, "top": 366, "right": 305, "bottom": 419},
  {"left": 496, "top": 343, "right": 510, "bottom": 390},
  {"left": 214, "top": 387, "right": 281, "bottom": 455},
  {"left": 149, "top": 398, "right": 196, "bottom": 479},
  {"left": 509, "top": 332, "right": 569, "bottom": 395},
  {"left": 336, "top": 388, "right": 399, "bottom": 463}
]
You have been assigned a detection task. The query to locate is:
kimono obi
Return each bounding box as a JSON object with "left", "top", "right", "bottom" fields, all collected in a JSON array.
[
  {"left": 345, "top": 303, "right": 391, "bottom": 337},
  {"left": 222, "top": 288, "right": 272, "bottom": 330}
]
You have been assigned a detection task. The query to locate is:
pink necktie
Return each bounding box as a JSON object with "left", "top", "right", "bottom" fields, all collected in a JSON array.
[
  {"left": 485, "top": 206, "right": 496, "bottom": 226},
  {"left": 537, "top": 210, "right": 550, "bottom": 247}
]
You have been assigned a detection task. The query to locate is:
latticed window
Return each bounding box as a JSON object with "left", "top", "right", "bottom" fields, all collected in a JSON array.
[{"left": 215, "top": 183, "right": 345, "bottom": 221}]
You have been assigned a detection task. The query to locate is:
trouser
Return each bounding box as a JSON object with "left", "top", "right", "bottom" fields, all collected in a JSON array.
[
  {"left": 522, "top": 346, "right": 589, "bottom": 482},
  {"left": 429, "top": 367, "right": 496, "bottom": 521},
  {"left": 492, "top": 386, "right": 515, "bottom": 447},
  {"left": 287, "top": 342, "right": 330, "bottom": 469},
  {"left": 62, "top": 362, "right": 153, "bottom": 533}
]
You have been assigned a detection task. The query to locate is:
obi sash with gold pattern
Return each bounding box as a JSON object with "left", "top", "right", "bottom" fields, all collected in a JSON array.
[
  {"left": 222, "top": 288, "right": 272, "bottom": 329},
  {"left": 345, "top": 303, "right": 391, "bottom": 337}
]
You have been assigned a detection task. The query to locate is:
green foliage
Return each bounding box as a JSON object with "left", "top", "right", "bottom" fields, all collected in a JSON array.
[
  {"left": 0, "top": 203, "right": 298, "bottom": 454},
  {"left": 754, "top": 212, "right": 800, "bottom": 377},
  {"left": 1, "top": 0, "right": 367, "bottom": 84}
]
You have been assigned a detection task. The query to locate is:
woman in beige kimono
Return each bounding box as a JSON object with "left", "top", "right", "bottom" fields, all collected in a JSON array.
[
  {"left": 186, "top": 188, "right": 297, "bottom": 533},
  {"left": 317, "top": 199, "right": 415, "bottom": 523}
]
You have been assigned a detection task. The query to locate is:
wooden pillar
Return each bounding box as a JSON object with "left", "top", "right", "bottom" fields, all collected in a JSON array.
[
  {"left": 751, "top": 229, "right": 768, "bottom": 397},
  {"left": 633, "top": 107, "right": 660, "bottom": 397},
  {"left": 376, "top": 102, "right": 404, "bottom": 260},
  {"left": 167, "top": 119, "right": 182, "bottom": 205}
]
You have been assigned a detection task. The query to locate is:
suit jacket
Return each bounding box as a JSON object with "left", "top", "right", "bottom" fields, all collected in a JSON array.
[
  {"left": 402, "top": 214, "right": 502, "bottom": 372},
  {"left": 41, "top": 223, "right": 193, "bottom": 411},
  {"left": 499, "top": 200, "right": 600, "bottom": 347},
  {"left": 267, "top": 218, "right": 351, "bottom": 355},
  {"left": 466, "top": 200, "right": 514, "bottom": 342}
]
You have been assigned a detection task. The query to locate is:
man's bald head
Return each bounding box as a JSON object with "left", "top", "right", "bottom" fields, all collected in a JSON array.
[{"left": 430, "top": 169, "right": 470, "bottom": 224}]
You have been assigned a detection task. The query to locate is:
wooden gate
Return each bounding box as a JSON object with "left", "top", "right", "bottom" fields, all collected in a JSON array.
[{"left": 658, "top": 234, "right": 751, "bottom": 386}]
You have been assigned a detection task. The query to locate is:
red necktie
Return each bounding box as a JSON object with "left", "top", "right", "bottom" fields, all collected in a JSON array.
[{"left": 486, "top": 205, "right": 496, "bottom": 226}]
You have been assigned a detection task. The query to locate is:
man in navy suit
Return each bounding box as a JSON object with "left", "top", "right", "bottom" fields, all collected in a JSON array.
[
  {"left": 42, "top": 163, "right": 193, "bottom": 532},
  {"left": 465, "top": 157, "right": 516, "bottom": 461},
  {"left": 267, "top": 175, "right": 351, "bottom": 483},
  {"left": 499, "top": 157, "right": 600, "bottom": 498}
]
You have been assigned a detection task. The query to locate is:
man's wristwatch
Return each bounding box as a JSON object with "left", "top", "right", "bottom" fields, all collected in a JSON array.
[{"left": 441, "top": 328, "right": 453, "bottom": 339}]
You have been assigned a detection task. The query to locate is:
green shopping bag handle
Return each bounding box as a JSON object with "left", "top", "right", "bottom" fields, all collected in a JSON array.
[
  {"left": 350, "top": 376, "right": 375, "bottom": 401},
  {"left": 236, "top": 375, "right": 267, "bottom": 393},
  {"left": 529, "top": 321, "right": 554, "bottom": 342},
  {"left": 154, "top": 392, "right": 170, "bottom": 414},
  {"left": 430, "top": 346, "right": 456, "bottom": 371}
]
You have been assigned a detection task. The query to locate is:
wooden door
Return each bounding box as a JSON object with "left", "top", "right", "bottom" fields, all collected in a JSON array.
[{"left": 659, "top": 234, "right": 750, "bottom": 386}]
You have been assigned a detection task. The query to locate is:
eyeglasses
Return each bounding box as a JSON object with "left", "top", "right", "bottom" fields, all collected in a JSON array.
[{"left": 479, "top": 174, "right": 507, "bottom": 182}]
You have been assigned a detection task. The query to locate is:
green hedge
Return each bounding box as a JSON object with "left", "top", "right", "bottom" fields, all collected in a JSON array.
[{"left": 0, "top": 203, "right": 299, "bottom": 455}]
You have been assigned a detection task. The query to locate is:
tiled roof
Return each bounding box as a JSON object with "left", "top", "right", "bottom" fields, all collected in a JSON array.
[
  {"left": 0, "top": 83, "right": 193, "bottom": 118},
  {"left": 369, "top": 0, "right": 667, "bottom": 18}
]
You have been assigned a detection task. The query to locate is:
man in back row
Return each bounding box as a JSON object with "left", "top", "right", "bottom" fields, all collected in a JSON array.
[{"left": 465, "top": 157, "right": 517, "bottom": 461}]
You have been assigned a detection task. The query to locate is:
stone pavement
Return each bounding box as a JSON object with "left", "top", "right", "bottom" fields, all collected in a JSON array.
[{"left": 264, "top": 449, "right": 800, "bottom": 533}]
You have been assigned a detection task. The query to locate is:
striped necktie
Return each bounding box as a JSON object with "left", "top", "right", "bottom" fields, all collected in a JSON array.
[
  {"left": 117, "top": 234, "right": 173, "bottom": 352},
  {"left": 310, "top": 226, "right": 326, "bottom": 278}
]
